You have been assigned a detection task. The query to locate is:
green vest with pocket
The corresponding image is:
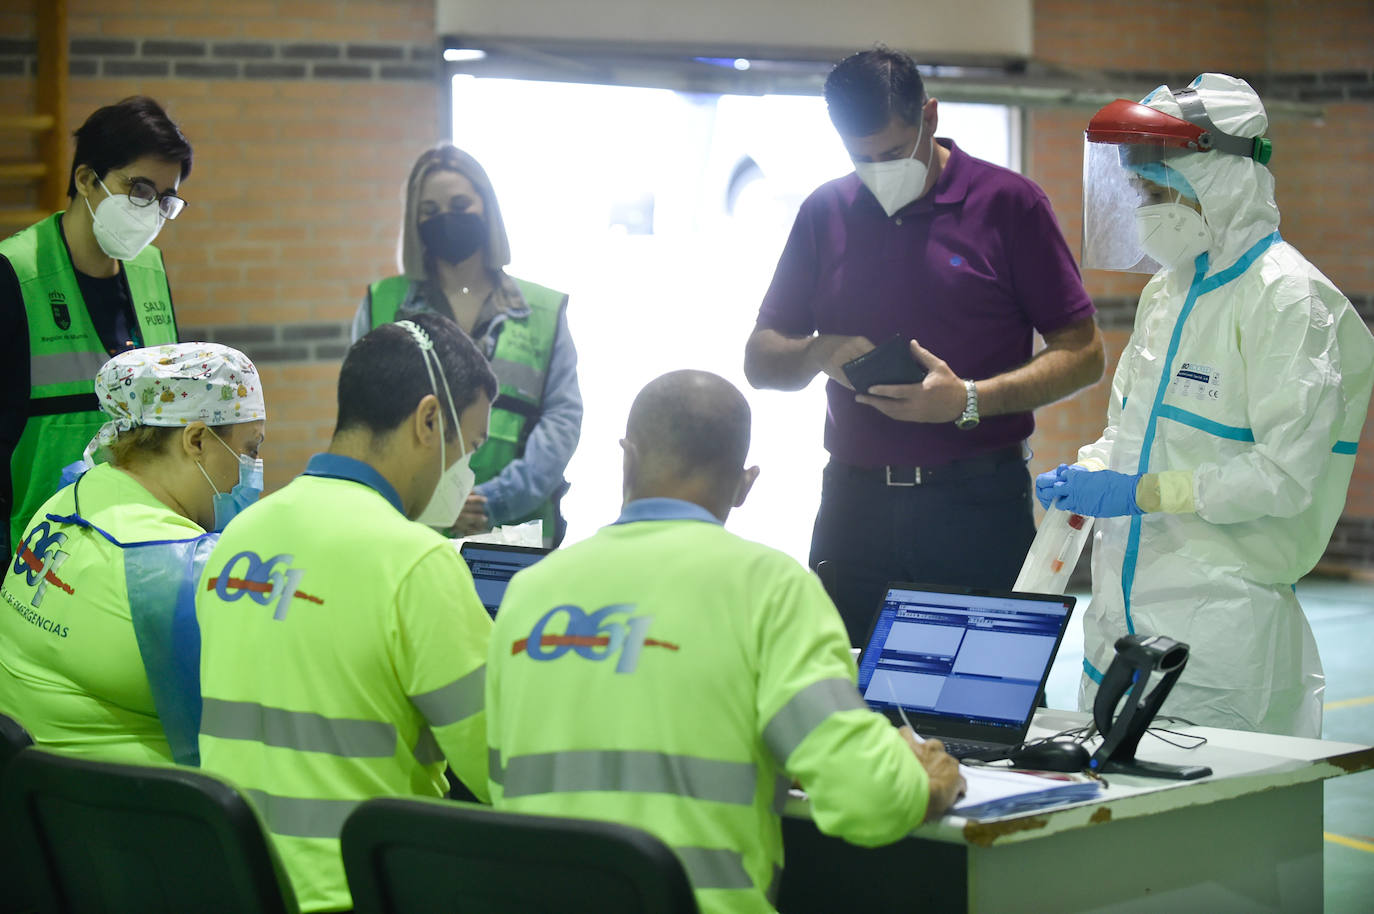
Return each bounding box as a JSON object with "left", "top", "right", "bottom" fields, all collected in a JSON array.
[
  {"left": 367, "top": 275, "right": 565, "bottom": 535},
  {"left": 2, "top": 212, "right": 176, "bottom": 551}
]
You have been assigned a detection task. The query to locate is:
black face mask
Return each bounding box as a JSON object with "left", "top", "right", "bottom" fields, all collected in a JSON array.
[{"left": 418, "top": 211, "right": 486, "bottom": 265}]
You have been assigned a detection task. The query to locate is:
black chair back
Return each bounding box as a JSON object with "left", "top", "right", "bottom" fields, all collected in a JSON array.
[
  {"left": 0, "top": 712, "right": 33, "bottom": 776},
  {"left": 0, "top": 749, "right": 299, "bottom": 914},
  {"left": 341, "top": 798, "right": 698, "bottom": 914},
  {"left": 0, "top": 712, "right": 35, "bottom": 914}
]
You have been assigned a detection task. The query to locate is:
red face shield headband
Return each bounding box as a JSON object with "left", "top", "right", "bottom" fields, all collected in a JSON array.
[{"left": 1086, "top": 97, "right": 1273, "bottom": 165}]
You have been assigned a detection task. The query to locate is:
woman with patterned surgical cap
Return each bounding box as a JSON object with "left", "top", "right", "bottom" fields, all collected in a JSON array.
[
  {"left": 352, "top": 144, "right": 582, "bottom": 546},
  {"left": 0, "top": 342, "right": 266, "bottom": 766}
]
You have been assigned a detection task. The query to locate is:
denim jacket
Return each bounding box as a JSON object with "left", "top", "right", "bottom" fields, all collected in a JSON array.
[{"left": 350, "top": 274, "right": 582, "bottom": 525}]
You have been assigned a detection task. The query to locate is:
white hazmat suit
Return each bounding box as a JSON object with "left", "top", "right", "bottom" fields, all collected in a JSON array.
[{"left": 1076, "top": 74, "right": 1374, "bottom": 737}]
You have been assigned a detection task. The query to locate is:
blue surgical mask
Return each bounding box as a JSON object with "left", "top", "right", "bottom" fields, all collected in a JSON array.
[{"left": 196, "top": 429, "right": 264, "bottom": 532}]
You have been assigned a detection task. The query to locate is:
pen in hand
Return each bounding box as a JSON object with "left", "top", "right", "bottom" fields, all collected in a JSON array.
[{"left": 884, "top": 674, "right": 924, "bottom": 743}]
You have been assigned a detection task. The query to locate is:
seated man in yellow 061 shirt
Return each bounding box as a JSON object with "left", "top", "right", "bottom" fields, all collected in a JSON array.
[
  {"left": 486, "top": 370, "right": 965, "bottom": 914},
  {"left": 196, "top": 313, "right": 496, "bottom": 914}
]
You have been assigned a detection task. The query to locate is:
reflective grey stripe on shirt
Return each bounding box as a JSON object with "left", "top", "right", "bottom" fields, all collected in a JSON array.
[
  {"left": 501, "top": 750, "right": 756, "bottom": 805},
  {"left": 762, "top": 677, "right": 868, "bottom": 765},
  {"left": 31, "top": 351, "right": 106, "bottom": 390},
  {"left": 489, "top": 748, "right": 504, "bottom": 785},
  {"left": 409, "top": 665, "right": 485, "bottom": 728},
  {"left": 675, "top": 846, "right": 755, "bottom": 891},
  {"left": 243, "top": 789, "right": 358, "bottom": 840},
  {"left": 200, "top": 698, "right": 397, "bottom": 758},
  {"left": 411, "top": 725, "right": 445, "bottom": 766},
  {"left": 771, "top": 774, "right": 792, "bottom": 815},
  {"left": 490, "top": 358, "right": 546, "bottom": 401}
]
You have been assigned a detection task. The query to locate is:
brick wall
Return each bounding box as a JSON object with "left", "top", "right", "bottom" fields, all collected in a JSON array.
[
  {"left": 2, "top": 0, "right": 440, "bottom": 492},
  {"left": 1028, "top": 0, "right": 1374, "bottom": 575}
]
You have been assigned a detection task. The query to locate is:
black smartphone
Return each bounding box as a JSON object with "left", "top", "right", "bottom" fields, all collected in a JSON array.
[{"left": 842, "top": 334, "right": 927, "bottom": 395}]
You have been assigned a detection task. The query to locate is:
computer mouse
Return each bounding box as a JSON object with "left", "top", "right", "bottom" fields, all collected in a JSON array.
[{"left": 1008, "top": 740, "right": 1091, "bottom": 772}]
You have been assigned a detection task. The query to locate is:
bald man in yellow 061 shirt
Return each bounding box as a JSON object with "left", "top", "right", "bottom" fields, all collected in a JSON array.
[{"left": 487, "top": 370, "right": 965, "bottom": 914}]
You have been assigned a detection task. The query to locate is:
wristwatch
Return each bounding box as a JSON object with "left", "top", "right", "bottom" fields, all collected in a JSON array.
[{"left": 955, "top": 379, "right": 980, "bottom": 430}]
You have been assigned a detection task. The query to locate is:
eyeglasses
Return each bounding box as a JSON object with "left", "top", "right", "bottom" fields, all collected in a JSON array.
[{"left": 112, "top": 173, "right": 187, "bottom": 220}]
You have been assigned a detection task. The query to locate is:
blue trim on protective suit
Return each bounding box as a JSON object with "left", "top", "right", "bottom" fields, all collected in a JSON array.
[
  {"left": 1083, "top": 658, "right": 1105, "bottom": 684},
  {"left": 44, "top": 473, "right": 203, "bottom": 548},
  {"left": 39, "top": 473, "right": 214, "bottom": 766},
  {"left": 124, "top": 533, "right": 219, "bottom": 766},
  {"left": 1119, "top": 231, "right": 1282, "bottom": 634},
  {"left": 1333, "top": 441, "right": 1358, "bottom": 455},
  {"left": 1157, "top": 404, "right": 1256, "bottom": 442}
]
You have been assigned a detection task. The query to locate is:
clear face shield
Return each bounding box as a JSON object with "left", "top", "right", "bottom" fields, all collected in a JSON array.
[{"left": 1081, "top": 140, "right": 1197, "bottom": 274}]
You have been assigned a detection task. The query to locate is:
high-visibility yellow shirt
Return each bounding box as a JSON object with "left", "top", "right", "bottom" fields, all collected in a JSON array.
[
  {"left": 197, "top": 453, "right": 491, "bottom": 913},
  {"left": 487, "top": 498, "right": 928, "bottom": 914},
  {"left": 0, "top": 463, "right": 205, "bottom": 765}
]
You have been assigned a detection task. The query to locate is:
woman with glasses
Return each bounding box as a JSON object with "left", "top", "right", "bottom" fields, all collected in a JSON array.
[
  {"left": 352, "top": 144, "right": 582, "bottom": 546},
  {"left": 0, "top": 96, "right": 193, "bottom": 565}
]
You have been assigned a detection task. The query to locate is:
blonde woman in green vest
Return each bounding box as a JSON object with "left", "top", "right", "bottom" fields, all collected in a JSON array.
[
  {"left": 0, "top": 342, "right": 266, "bottom": 768},
  {"left": 351, "top": 144, "right": 582, "bottom": 546},
  {"left": 1, "top": 96, "right": 193, "bottom": 564}
]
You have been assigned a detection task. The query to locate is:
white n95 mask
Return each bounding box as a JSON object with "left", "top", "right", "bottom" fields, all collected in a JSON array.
[
  {"left": 1134, "top": 202, "right": 1212, "bottom": 270},
  {"left": 86, "top": 177, "right": 164, "bottom": 261},
  {"left": 416, "top": 427, "right": 475, "bottom": 528},
  {"left": 854, "top": 119, "right": 931, "bottom": 218},
  {"left": 397, "top": 319, "right": 476, "bottom": 529}
]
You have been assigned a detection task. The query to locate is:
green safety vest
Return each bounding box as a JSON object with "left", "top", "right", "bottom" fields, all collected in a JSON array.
[
  {"left": 0, "top": 463, "right": 207, "bottom": 767},
  {"left": 197, "top": 470, "right": 492, "bottom": 912},
  {"left": 487, "top": 514, "right": 930, "bottom": 914},
  {"left": 1, "top": 212, "right": 177, "bottom": 552},
  {"left": 368, "top": 275, "right": 566, "bottom": 535}
]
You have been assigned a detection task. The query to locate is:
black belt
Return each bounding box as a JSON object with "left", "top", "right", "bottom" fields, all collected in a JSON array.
[{"left": 833, "top": 444, "right": 1025, "bottom": 487}]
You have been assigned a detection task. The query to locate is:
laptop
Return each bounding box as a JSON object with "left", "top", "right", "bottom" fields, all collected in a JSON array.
[
  {"left": 459, "top": 542, "right": 551, "bottom": 617},
  {"left": 856, "top": 583, "right": 1076, "bottom": 761}
]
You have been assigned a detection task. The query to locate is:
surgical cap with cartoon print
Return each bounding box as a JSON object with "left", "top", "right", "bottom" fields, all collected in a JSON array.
[{"left": 89, "top": 343, "right": 266, "bottom": 452}]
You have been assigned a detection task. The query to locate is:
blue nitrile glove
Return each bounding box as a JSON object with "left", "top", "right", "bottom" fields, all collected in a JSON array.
[
  {"left": 1045, "top": 466, "right": 1144, "bottom": 517},
  {"left": 1035, "top": 464, "right": 1070, "bottom": 509}
]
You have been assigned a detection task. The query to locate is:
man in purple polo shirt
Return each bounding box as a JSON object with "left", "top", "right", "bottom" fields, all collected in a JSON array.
[{"left": 744, "top": 48, "right": 1104, "bottom": 643}]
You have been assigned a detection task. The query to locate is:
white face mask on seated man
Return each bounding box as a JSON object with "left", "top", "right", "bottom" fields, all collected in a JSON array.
[{"left": 398, "top": 319, "right": 478, "bottom": 528}]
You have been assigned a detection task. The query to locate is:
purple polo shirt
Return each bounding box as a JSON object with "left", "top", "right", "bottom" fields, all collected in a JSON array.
[{"left": 756, "top": 139, "right": 1095, "bottom": 468}]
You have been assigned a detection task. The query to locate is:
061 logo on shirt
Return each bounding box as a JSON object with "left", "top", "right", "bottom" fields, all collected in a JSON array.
[{"left": 512, "top": 604, "right": 678, "bottom": 674}]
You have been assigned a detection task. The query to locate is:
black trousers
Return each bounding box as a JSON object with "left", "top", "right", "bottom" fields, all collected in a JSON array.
[{"left": 809, "top": 449, "right": 1037, "bottom": 646}]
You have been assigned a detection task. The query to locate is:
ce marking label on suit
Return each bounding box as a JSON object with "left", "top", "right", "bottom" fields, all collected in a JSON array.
[{"left": 1171, "top": 362, "right": 1222, "bottom": 401}]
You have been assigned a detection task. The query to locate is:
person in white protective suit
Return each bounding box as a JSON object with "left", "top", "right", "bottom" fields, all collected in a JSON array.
[{"left": 1036, "top": 73, "right": 1374, "bottom": 738}]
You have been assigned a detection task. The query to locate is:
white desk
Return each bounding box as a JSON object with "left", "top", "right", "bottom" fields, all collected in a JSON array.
[{"left": 779, "top": 709, "right": 1374, "bottom": 913}]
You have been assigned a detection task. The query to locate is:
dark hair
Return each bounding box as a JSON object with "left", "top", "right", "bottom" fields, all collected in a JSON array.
[
  {"left": 626, "top": 370, "right": 752, "bottom": 477},
  {"left": 66, "top": 96, "right": 193, "bottom": 198},
  {"left": 824, "top": 47, "right": 927, "bottom": 137},
  {"left": 335, "top": 312, "right": 498, "bottom": 440}
]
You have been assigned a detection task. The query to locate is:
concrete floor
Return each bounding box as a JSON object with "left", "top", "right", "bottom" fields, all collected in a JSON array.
[{"left": 1043, "top": 575, "right": 1374, "bottom": 913}]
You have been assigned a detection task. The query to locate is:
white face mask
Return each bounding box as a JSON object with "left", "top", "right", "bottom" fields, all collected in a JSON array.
[
  {"left": 853, "top": 118, "right": 931, "bottom": 218},
  {"left": 397, "top": 320, "right": 476, "bottom": 528},
  {"left": 1134, "top": 202, "right": 1212, "bottom": 270},
  {"left": 416, "top": 422, "right": 475, "bottom": 528},
  {"left": 85, "top": 177, "right": 164, "bottom": 261}
]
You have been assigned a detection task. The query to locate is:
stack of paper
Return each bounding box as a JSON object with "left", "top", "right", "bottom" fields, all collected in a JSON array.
[{"left": 952, "top": 767, "right": 1100, "bottom": 820}]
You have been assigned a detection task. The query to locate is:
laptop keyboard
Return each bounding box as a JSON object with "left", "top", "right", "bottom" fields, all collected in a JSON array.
[{"left": 941, "top": 740, "right": 1007, "bottom": 761}]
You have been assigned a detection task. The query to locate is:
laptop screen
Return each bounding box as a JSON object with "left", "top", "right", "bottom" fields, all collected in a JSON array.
[
  {"left": 856, "top": 585, "right": 1073, "bottom": 737},
  {"left": 460, "top": 544, "right": 549, "bottom": 617}
]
